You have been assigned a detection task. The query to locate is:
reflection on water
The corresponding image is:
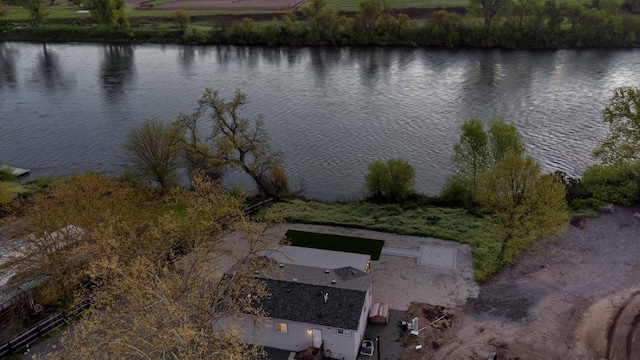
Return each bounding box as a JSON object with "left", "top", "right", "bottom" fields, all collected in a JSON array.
[
  {"left": 35, "top": 44, "right": 69, "bottom": 91},
  {"left": 0, "top": 44, "right": 17, "bottom": 88},
  {"left": 1, "top": 43, "right": 640, "bottom": 200},
  {"left": 100, "top": 45, "right": 135, "bottom": 101}
]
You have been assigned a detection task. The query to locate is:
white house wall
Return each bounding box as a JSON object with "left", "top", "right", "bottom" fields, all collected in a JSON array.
[{"left": 240, "top": 284, "right": 373, "bottom": 360}]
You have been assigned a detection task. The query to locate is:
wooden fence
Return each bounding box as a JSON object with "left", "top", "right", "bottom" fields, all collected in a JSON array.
[
  {"left": 0, "top": 299, "right": 90, "bottom": 358},
  {"left": 0, "top": 198, "right": 275, "bottom": 358}
]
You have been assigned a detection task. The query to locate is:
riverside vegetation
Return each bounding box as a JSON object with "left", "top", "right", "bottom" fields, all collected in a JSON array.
[{"left": 1, "top": 0, "right": 640, "bottom": 47}]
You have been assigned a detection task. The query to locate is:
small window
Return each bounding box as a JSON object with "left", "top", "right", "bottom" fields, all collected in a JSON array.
[
  {"left": 275, "top": 322, "right": 288, "bottom": 334},
  {"left": 337, "top": 329, "right": 352, "bottom": 337}
]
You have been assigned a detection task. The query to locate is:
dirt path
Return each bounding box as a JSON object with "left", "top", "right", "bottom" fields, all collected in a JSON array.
[{"left": 401, "top": 206, "right": 640, "bottom": 360}]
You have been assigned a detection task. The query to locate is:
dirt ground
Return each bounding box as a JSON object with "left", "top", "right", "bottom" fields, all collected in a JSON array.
[{"left": 399, "top": 206, "right": 640, "bottom": 360}]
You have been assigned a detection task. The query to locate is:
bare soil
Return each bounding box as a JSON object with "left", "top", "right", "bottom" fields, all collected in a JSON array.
[{"left": 400, "top": 206, "right": 640, "bottom": 360}]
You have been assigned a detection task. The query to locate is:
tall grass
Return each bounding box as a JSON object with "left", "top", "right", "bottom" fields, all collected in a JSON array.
[{"left": 265, "top": 199, "right": 502, "bottom": 282}]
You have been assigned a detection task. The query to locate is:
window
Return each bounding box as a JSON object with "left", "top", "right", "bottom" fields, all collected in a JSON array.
[
  {"left": 337, "top": 329, "right": 352, "bottom": 337},
  {"left": 275, "top": 322, "right": 288, "bottom": 334}
]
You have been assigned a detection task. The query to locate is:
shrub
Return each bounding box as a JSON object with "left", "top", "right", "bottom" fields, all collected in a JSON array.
[
  {"left": 554, "top": 170, "right": 589, "bottom": 202},
  {"left": 581, "top": 162, "right": 640, "bottom": 205},
  {"left": 439, "top": 174, "right": 472, "bottom": 207},
  {"left": 263, "top": 163, "right": 290, "bottom": 199}
]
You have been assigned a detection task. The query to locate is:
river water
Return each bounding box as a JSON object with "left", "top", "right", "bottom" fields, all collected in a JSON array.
[{"left": 1, "top": 43, "right": 639, "bottom": 201}]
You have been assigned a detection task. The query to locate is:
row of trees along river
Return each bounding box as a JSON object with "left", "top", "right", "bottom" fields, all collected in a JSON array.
[{"left": 1, "top": 0, "right": 640, "bottom": 46}]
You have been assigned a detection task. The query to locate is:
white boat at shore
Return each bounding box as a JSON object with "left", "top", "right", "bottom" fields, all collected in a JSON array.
[{"left": 0, "top": 165, "right": 31, "bottom": 177}]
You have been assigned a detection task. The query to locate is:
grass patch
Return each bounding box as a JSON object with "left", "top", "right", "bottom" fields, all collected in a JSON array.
[
  {"left": 285, "top": 229, "right": 384, "bottom": 260},
  {"left": 264, "top": 199, "right": 501, "bottom": 282},
  {"left": 0, "top": 181, "right": 27, "bottom": 206}
]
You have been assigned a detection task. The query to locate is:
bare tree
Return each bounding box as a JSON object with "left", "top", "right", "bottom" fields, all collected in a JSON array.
[
  {"left": 123, "top": 119, "right": 182, "bottom": 189},
  {"left": 175, "top": 89, "right": 288, "bottom": 198}
]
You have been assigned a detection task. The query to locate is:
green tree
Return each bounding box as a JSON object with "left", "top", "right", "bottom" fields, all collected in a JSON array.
[
  {"left": 84, "top": 0, "right": 129, "bottom": 30},
  {"left": 228, "top": 17, "right": 258, "bottom": 44},
  {"left": 358, "top": 0, "right": 391, "bottom": 29},
  {"left": 476, "top": 152, "right": 569, "bottom": 262},
  {"left": 123, "top": 119, "right": 182, "bottom": 190},
  {"left": 174, "top": 9, "right": 190, "bottom": 31},
  {"left": 364, "top": 158, "right": 415, "bottom": 202},
  {"left": 593, "top": 86, "right": 640, "bottom": 165},
  {"left": 175, "top": 89, "right": 286, "bottom": 198},
  {"left": 386, "top": 158, "right": 416, "bottom": 202},
  {"left": 452, "top": 118, "right": 489, "bottom": 196},
  {"left": 487, "top": 117, "right": 526, "bottom": 165},
  {"left": 365, "top": 160, "right": 389, "bottom": 200},
  {"left": 19, "top": 0, "right": 48, "bottom": 25},
  {"left": 582, "top": 162, "right": 640, "bottom": 205},
  {"left": 467, "top": 0, "right": 510, "bottom": 29}
]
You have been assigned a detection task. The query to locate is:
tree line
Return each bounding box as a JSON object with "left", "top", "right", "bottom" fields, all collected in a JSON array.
[{"left": 3, "top": 0, "right": 640, "bottom": 47}]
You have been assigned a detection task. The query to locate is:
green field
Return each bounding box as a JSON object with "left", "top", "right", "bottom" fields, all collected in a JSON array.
[{"left": 285, "top": 229, "right": 385, "bottom": 260}]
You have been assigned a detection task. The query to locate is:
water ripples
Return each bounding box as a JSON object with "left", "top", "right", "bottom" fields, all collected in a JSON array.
[{"left": 1, "top": 43, "right": 639, "bottom": 200}]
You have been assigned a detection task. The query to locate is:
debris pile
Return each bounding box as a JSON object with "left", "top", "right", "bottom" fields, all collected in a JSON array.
[{"left": 422, "top": 305, "right": 454, "bottom": 329}]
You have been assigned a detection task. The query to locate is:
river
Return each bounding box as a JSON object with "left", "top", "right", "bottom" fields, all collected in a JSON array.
[{"left": 1, "top": 43, "right": 639, "bottom": 201}]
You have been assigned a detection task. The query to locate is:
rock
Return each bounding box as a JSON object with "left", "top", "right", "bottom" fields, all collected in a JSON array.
[
  {"left": 432, "top": 341, "right": 440, "bottom": 349},
  {"left": 634, "top": 212, "right": 640, "bottom": 220}
]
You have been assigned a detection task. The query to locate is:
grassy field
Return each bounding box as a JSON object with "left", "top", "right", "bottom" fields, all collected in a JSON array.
[
  {"left": 285, "top": 229, "right": 385, "bottom": 260},
  {"left": 266, "top": 199, "right": 502, "bottom": 282},
  {"left": 0, "top": 3, "right": 283, "bottom": 23}
]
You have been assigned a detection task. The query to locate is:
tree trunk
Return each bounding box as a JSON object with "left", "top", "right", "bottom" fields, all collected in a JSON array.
[{"left": 497, "top": 234, "right": 511, "bottom": 261}]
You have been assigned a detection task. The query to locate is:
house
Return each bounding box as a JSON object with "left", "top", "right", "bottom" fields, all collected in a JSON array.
[
  {"left": 241, "top": 248, "right": 373, "bottom": 360},
  {"left": 260, "top": 245, "right": 371, "bottom": 273}
]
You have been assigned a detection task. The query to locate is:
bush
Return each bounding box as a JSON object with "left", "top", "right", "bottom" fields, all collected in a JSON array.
[
  {"left": 263, "top": 163, "right": 290, "bottom": 199},
  {"left": 0, "top": 168, "right": 17, "bottom": 182},
  {"left": 554, "top": 170, "right": 589, "bottom": 202},
  {"left": 364, "top": 158, "right": 415, "bottom": 203},
  {"left": 439, "top": 174, "right": 472, "bottom": 207},
  {"left": 581, "top": 162, "right": 640, "bottom": 205},
  {"left": 570, "top": 197, "right": 607, "bottom": 210}
]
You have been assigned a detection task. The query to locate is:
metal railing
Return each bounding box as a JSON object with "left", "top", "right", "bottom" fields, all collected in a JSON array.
[{"left": 0, "top": 299, "right": 90, "bottom": 358}]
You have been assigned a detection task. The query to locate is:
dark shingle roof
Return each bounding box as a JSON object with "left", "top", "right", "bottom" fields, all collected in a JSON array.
[{"left": 258, "top": 278, "right": 366, "bottom": 330}]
